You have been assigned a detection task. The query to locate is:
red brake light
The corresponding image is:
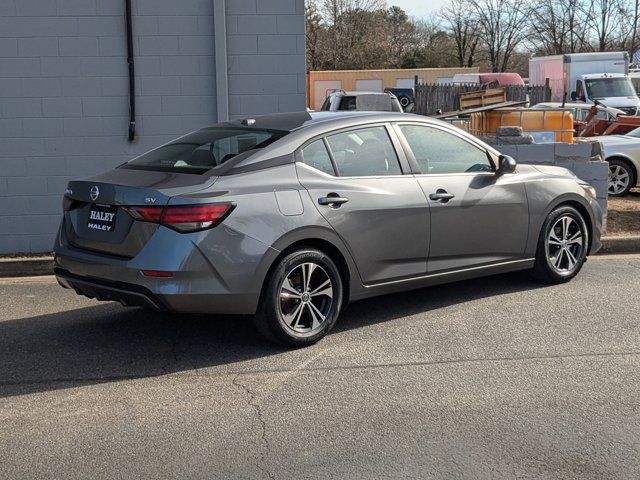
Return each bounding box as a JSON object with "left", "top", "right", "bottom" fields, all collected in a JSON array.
[
  {"left": 124, "top": 203, "right": 234, "bottom": 233},
  {"left": 161, "top": 204, "right": 234, "bottom": 232},
  {"left": 124, "top": 206, "right": 163, "bottom": 222}
]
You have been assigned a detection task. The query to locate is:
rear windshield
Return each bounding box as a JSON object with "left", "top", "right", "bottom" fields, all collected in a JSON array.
[{"left": 120, "top": 127, "right": 288, "bottom": 174}]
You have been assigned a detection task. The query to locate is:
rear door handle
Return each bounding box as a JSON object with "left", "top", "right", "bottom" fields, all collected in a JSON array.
[
  {"left": 429, "top": 189, "right": 455, "bottom": 203},
  {"left": 318, "top": 193, "right": 349, "bottom": 207}
]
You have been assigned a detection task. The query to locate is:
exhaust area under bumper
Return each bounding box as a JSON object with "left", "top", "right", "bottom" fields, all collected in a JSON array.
[{"left": 55, "top": 268, "right": 167, "bottom": 311}]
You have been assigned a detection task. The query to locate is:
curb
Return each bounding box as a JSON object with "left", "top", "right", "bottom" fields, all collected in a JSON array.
[
  {"left": 597, "top": 235, "right": 640, "bottom": 255},
  {"left": 0, "top": 237, "right": 639, "bottom": 278},
  {"left": 0, "top": 256, "right": 54, "bottom": 278}
]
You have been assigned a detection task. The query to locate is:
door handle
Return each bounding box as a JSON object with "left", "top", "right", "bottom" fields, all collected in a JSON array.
[
  {"left": 429, "top": 189, "right": 455, "bottom": 203},
  {"left": 318, "top": 193, "right": 349, "bottom": 207}
]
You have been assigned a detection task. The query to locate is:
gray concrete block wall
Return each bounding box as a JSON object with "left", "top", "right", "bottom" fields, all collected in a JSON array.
[
  {"left": 1, "top": 0, "right": 306, "bottom": 254},
  {"left": 498, "top": 142, "right": 609, "bottom": 229},
  {"left": 0, "top": 0, "right": 219, "bottom": 253},
  {"left": 226, "top": 0, "right": 306, "bottom": 118}
]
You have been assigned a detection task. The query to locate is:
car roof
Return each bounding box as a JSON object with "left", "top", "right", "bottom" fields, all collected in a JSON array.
[{"left": 220, "top": 110, "right": 416, "bottom": 132}]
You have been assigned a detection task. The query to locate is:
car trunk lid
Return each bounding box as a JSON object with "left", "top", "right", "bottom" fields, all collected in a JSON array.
[{"left": 64, "top": 169, "right": 217, "bottom": 258}]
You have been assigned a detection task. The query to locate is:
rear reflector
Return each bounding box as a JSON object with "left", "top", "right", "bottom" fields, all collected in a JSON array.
[
  {"left": 140, "top": 270, "right": 173, "bottom": 278},
  {"left": 124, "top": 203, "right": 234, "bottom": 233}
]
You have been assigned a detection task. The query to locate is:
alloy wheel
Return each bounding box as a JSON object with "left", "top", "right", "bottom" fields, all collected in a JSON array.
[
  {"left": 278, "top": 262, "right": 334, "bottom": 335},
  {"left": 546, "top": 215, "right": 585, "bottom": 273},
  {"left": 608, "top": 164, "right": 631, "bottom": 195}
]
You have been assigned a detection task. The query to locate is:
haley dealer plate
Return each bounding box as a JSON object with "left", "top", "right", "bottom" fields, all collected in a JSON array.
[{"left": 87, "top": 204, "right": 118, "bottom": 233}]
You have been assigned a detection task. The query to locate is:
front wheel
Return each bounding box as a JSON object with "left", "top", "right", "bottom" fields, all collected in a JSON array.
[
  {"left": 531, "top": 206, "right": 589, "bottom": 284},
  {"left": 255, "top": 249, "right": 343, "bottom": 347}
]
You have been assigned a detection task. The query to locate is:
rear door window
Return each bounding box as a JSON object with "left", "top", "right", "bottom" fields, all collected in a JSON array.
[
  {"left": 120, "top": 127, "right": 288, "bottom": 174},
  {"left": 326, "top": 126, "right": 402, "bottom": 177}
]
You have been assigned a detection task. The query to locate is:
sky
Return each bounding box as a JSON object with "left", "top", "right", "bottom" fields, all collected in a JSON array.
[{"left": 388, "top": 0, "right": 447, "bottom": 18}]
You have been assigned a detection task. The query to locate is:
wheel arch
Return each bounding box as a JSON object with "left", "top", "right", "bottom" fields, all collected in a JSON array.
[
  {"left": 541, "top": 195, "right": 595, "bottom": 255},
  {"left": 255, "top": 227, "right": 362, "bottom": 309}
]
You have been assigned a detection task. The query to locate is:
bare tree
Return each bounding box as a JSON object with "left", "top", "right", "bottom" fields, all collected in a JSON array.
[
  {"left": 384, "top": 6, "right": 418, "bottom": 68},
  {"left": 527, "top": 0, "right": 590, "bottom": 54},
  {"left": 629, "top": 0, "right": 640, "bottom": 60},
  {"left": 441, "top": 0, "right": 479, "bottom": 67},
  {"left": 306, "top": 0, "right": 327, "bottom": 70},
  {"left": 582, "top": 0, "right": 626, "bottom": 51},
  {"left": 468, "top": 0, "right": 531, "bottom": 72}
]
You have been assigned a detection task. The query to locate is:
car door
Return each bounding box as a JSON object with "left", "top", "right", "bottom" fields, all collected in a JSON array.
[
  {"left": 394, "top": 122, "right": 529, "bottom": 274},
  {"left": 296, "top": 124, "right": 430, "bottom": 285}
]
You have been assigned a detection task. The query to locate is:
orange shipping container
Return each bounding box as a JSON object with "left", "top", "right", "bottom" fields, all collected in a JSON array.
[{"left": 470, "top": 108, "right": 574, "bottom": 143}]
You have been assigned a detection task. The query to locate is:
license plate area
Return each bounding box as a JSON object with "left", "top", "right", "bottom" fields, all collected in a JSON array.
[{"left": 87, "top": 204, "right": 118, "bottom": 233}]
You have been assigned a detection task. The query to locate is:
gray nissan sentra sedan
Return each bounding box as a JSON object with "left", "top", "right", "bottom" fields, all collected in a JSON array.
[{"left": 54, "top": 111, "right": 603, "bottom": 346}]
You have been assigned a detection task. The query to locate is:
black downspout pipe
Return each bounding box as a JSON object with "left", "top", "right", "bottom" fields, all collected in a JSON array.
[{"left": 125, "top": 0, "right": 135, "bottom": 141}]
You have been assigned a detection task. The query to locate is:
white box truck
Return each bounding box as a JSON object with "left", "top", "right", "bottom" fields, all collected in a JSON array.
[{"left": 529, "top": 52, "right": 640, "bottom": 115}]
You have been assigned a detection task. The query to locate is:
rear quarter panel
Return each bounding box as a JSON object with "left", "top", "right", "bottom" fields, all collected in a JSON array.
[{"left": 191, "top": 163, "right": 363, "bottom": 303}]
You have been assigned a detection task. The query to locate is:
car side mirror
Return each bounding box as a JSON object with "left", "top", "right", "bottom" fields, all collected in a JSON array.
[
  {"left": 496, "top": 155, "right": 517, "bottom": 175},
  {"left": 570, "top": 91, "right": 577, "bottom": 101}
]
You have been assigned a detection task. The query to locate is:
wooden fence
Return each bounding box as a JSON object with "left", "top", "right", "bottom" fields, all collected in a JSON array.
[{"left": 414, "top": 82, "right": 552, "bottom": 116}]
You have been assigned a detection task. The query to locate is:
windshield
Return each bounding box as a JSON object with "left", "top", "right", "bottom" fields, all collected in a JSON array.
[
  {"left": 585, "top": 77, "right": 637, "bottom": 99},
  {"left": 625, "top": 127, "right": 640, "bottom": 138},
  {"left": 120, "top": 127, "right": 288, "bottom": 173}
]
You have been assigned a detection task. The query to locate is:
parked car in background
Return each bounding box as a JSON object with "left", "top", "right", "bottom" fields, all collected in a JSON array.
[
  {"left": 54, "top": 111, "right": 602, "bottom": 347},
  {"left": 320, "top": 91, "right": 403, "bottom": 112},
  {"left": 583, "top": 127, "right": 640, "bottom": 196},
  {"left": 451, "top": 72, "right": 525, "bottom": 86},
  {"left": 384, "top": 87, "right": 414, "bottom": 109}
]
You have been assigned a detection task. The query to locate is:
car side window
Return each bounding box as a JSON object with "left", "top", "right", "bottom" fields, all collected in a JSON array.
[
  {"left": 399, "top": 125, "right": 493, "bottom": 174},
  {"left": 339, "top": 96, "right": 357, "bottom": 111},
  {"left": 301, "top": 139, "right": 336, "bottom": 175},
  {"left": 326, "top": 126, "right": 402, "bottom": 177}
]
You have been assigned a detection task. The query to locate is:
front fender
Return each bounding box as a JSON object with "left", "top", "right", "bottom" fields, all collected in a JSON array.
[{"left": 525, "top": 183, "right": 602, "bottom": 256}]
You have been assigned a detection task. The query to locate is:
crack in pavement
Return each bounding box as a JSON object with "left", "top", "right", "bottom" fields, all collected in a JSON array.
[
  {"left": 232, "top": 374, "right": 275, "bottom": 480},
  {"left": 2, "top": 350, "right": 640, "bottom": 390},
  {"left": 160, "top": 317, "right": 200, "bottom": 376}
]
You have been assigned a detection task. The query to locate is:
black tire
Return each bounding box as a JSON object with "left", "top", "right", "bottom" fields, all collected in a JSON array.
[
  {"left": 531, "top": 205, "right": 589, "bottom": 284},
  {"left": 254, "top": 249, "right": 343, "bottom": 347},
  {"left": 608, "top": 158, "right": 636, "bottom": 197}
]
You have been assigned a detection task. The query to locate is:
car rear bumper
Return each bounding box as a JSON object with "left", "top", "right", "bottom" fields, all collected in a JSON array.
[
  {"left": 53, "top": 220, "right": 273, "bottom": 315},
  {"left": 55, "top": 268, "right": 167, "bottom": 310}
]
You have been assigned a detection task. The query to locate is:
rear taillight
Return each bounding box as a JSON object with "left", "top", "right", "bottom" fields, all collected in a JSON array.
[
  {"left": 124, "top": 203, "right": 234, "bottom": 233},
  {"left": 125, "top": 206, "right": 163, "bottom": 222}
]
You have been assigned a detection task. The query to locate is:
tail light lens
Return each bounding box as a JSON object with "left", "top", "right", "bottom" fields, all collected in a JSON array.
[
  {"left": 125, "top": 206, "right": 163, "bottom": 222},
  {"left": 124, "top": 203, "right": 235, "bottom": 233}
]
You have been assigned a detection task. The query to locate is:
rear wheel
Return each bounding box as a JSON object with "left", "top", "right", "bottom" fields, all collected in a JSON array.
[
  {"left": 608, "top": 158, "right": 636, "bottom": 197},
  {"left": 531, "top": 206, "right": 589, "bottom": 284},
  {"left": 255, "top": 249, "right": 343, "bottom": 347}
]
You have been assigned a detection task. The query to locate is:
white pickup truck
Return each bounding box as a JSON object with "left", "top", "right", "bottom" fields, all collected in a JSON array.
[{"left": 320, "top": 91, "right": 403, "bottom": 113}]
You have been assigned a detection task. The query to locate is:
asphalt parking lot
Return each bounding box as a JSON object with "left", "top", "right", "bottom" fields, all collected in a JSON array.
[{"left": 1, "top": 256, "right": 639, "bottom": 479}]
